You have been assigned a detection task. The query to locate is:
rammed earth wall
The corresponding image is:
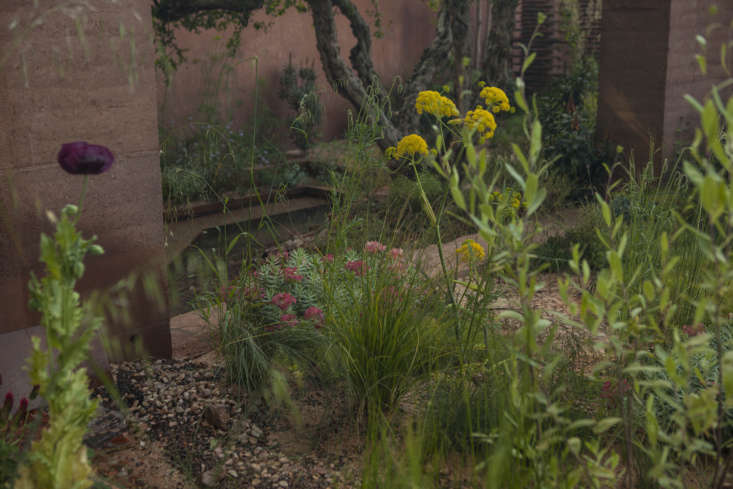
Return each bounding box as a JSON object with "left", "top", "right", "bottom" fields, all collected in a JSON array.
[
  {"left": 156, "top": 0, "right": 438, "bottom": 142},
  {"left": 0, "top": 1, "right": 171, "bottom": 397},
  {"left": 597, "top": 0, "right": 733, "bottom": 164}
]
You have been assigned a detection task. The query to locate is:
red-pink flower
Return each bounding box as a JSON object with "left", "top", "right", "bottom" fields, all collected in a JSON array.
[
  {"left": 279, "top": 314, "right": 298, "bottom": 328},
  {"left": 283, "top": 267, "right": 304, "bottom": 282},
  {"left": 345, "top": 260, "right": 367, "bottom": 276},
  {"left": 322, "top": 253, "right": 334, "bottom": 263},
  {"left": 364, "top": 241, "right": 387, "bottom": 253},
  {"left": 389, "top": 248, "right": 404, "bottom": 260},
  {"left": 271, "top": 292, "right": 296, "bottom": 310},
  {"left": 304, "top": 306, "right": 324, "bottom": 327}
]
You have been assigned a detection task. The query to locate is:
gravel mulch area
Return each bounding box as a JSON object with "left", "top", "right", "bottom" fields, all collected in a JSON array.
[{"left": 88, "top": 359, "right": 360, "bottom": 489}]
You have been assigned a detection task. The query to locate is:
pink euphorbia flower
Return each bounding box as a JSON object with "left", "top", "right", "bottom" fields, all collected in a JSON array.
[
  {"left": 283, "top": 267, "right": 304, "bottom": 282},
  {"left": 345, "top": 260, "right": 367, "bottom": 276},
  {"left": 279, "top": 314, "right": 298, "bottom": 328},
  {"left": 364, "top": 241, "right": 387, "bottom": 253},
  {"left": 304, "top": 306, "right": 324, "bottom": 328},
  {"left": 389, "top": 248, "right": 404, "bottom": 260},
  {"left": 322, "top": 254, "right": 334, "bottom": 263},
  {"left": 271, "top": 292, "right": 296, "bottom": 310}
]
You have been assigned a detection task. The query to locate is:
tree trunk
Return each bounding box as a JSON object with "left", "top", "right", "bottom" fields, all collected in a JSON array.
[
  {"left": 481, "top": 0, "right": 519, "bottom": 87},
  {"left": 306, "top": 0, "right": 401, "bottom": 159},
  {"left": 392, "top": 0, "right": 472, "bottom": 135}
]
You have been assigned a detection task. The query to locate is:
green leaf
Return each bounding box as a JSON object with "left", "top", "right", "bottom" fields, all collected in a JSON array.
[
  {"left": 684, "top": 94, "right": 705, "bottom": 113},
  {"left": 696, "top": 54, "right": 707, "bottom": 74},
  {"left": 514, "top": 88, "right": 529, "bottom": 113},
  {"left": 505, "top": 162, "right": 526, "bottom": 190},
  {"left": 596, "top": 194, "right": 611, "bottom": 227},
  {"left": 529, "top": 120, "right": 542, "bottom": 165},
  {"left": 702, "top": 99, "right": 719, "bottom": 142},
  {"left": 594, "top": 417, "right": 622, "bottom": 434},
  {"left": 526, "top": 187, "right": 546, "bottom": 217},
  {"left": 450, "top": 171, "right": 466, "bottom": 211},
  {"left": 643, "top": 280, "right": 655, "bottom": 301},
  {"left": 512, "top": 143, "right": 530, "bottom": 173},
  {"left": 525, "top": 173, "right": 538, "bottom": 206},
  {"left": 522, "top": 52, "right": 537, "bottom": 75}
]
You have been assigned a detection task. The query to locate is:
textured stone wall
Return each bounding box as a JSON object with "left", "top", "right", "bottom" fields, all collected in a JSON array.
[
  {"left": 597, "top": 0, "right": 733, "bottom": 164},
  {"left": 0, "top": 1, "right": 171, "bottom": 397},
  {"left": 157, "top": 0, "right": 436, "bottom": 142}
]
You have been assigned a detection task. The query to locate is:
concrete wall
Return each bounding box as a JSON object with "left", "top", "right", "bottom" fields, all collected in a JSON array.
[
  {"left": 157, "top": 0, "right": 436, "bottom": 143},
  {"left": 0, "top": 0, "right": 171, "bottom": 398},
  {"left": 597, "top": 0, "right": 733, "bottom": 164}
]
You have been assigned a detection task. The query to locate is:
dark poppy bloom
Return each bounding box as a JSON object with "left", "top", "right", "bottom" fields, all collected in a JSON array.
[{"left": 57, "top": 141, "right": 115, "bottom": 174}]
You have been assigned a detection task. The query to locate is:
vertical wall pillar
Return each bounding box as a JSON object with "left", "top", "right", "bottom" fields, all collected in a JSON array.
[
  {"left": 597, "top": 0, "right": 732, "bottom": 164},
  {"left": 0, "top": 1, "right": 171, "bottom": 397}
]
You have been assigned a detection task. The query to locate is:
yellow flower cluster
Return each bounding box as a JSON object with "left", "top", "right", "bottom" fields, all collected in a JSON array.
[
  {"left": 386, "top": 134, "right": 429, "bottom": 159},
  {"left": 415, "top": 90, "right": 459, "bottom": 118},
  {"left": 480, "top": 86, "right": 512, "bottom": 113},
  {"left": 463, "top": 107, "right": 497, "bottom": 143},
  {"left": 456, "top": 239, "right": 486, "bottom": 263},
  {"left": 489, "top": 189, "right": 526, "bottom": 209}
]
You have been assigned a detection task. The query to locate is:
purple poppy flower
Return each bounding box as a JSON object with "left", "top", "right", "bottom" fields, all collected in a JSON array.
[{"left": 57, "top": 141, "right": 115, "bottom": 175}]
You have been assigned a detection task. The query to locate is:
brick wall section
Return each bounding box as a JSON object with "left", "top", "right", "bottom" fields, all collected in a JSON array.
[
  {"left": 663, "top": 0, "right": 733, "bottom": 156},
  {"left": 596, "top": 0, "right": 671, "bottom": 164},
  {"left": 0, "top": 1, "right": 171, "bottom": 396}
]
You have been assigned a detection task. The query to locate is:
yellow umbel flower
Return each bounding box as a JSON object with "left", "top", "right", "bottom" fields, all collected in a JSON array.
[
  {"left": 456, "top": 239, "right": 486, "bottom": 263},
  {"left": 480, "top": 86, "right": 512, "bottom": 113},
  {"left": 464, "top": 106, "right": 497, "bottom": 143},
  {"left": 416, "top": 90, "right": 459, "bottom": 118},
  {"left": 395, "top": 134, "right": 429, "bottom": 158}
]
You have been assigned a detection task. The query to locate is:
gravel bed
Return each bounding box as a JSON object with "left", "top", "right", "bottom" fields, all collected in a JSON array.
[{"left": 90, "top": 359, "right": 358, "bottom": 489}]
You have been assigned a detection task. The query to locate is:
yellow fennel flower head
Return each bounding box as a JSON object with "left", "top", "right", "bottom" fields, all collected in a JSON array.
[
  {"left": 480, "top": 86, "right": 512, "bottom": 113},
  {"left": 416, "top": 90, "right": 459, "bottom": 118},
  {"left": 478, "top": 80, "right": 486, "bottom": 88},
  {"left": 464, "top": 106, "right": 497, "bottom": 143},
  {"left": 456, "top": 239, "right": 486, "bottom": 263},
  {"left": 385, "top": 146, "right": 397, "bottom": 159},
  {"left": 395, "top": 134, "right": 429, "bottom": 158}
]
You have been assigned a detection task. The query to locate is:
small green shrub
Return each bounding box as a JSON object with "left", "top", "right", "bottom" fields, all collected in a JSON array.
[
  {"left": 279, "top": 57, "right": 323, "bottom": 150},
  {"left": 538, "top": 58, "right": 612, "bottom": 199},
  {"left": 197, "top": 248, "right": 327, "bottom": 392}
]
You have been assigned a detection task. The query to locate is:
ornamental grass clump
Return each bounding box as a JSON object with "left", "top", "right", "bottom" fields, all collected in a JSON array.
[{"left": 321, "top": 241, "right": 447, "bottom": 418}]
